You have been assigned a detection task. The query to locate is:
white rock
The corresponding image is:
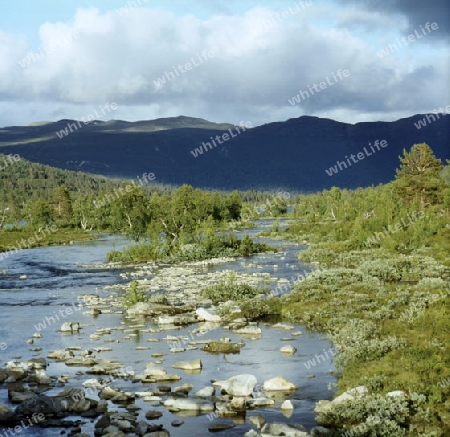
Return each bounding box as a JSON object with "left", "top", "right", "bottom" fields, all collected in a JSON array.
[
  {"left": 261, "top": 422, "right": 308, "bottom": 437},
  {"left": 195, "top": 386, "right": 215, "bottom": 397},
  {"left": 158, "top": 316, "right": 176, "bottom": 325},
  {"left": 6, "top": 361, "right": 29, "bottom": 378},
  {"left": 213, "top": 374, "right": 258, "bottom": 396},
  {"left": 273, "top": 323, "right": 295, "bottom": 330},
  {"left": 196, "top": 308, "right": 221, "bottom": 323},
  {"left": 35, "top": 369, "right": 52, "bottom": 385},
  {"left": 331, "top": 386, "right": 368, "bottom": 405},
  {"left": 144, "top": 365, "right": 167, "bottom": 376},
  {"left": 387, "top": 390, "right": 405, "bottom": 397},
  {"left": 262, "top": 377, "right": 297, "bottom": 391},
  {"left": 234, "top": 326, "right": 262, "bottom": 336},
  {"left": 332, "top": 392, "right": 355, "bottom": 404},
  {"left": 163, "top": 397, "right": 214, "bottom": 412},
  {"left": 83, "top": 378, "right": 105, "bottom": 388},
  {"left": 347, "top": 386, "right": 369, "bottom": 397},
  {"left": 314, "top": 400, "right": 331, "bottom": 414},
  {"left": 281, "top": 400, "right": 294, "bottom": 410},
  {"left": 247, "top": 397, "right": 275, "bottom": 407},
  {"left": 172, "top": 359, "right": 202, "bottom": 371},
  {"left": 230, "top": 397, "right": 246, "bottom": 410},
  {"left": 280, "top": 345, "right": 297, "bottom": 355},
  {"left": 173, "top": 383, "right": 193, "bottom": 393},
  {"left": 60, "top": 322, "right": 80, "bottom": 332}
]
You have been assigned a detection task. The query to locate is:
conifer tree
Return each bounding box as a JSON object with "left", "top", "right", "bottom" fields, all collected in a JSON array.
[{"left": 393, "top": 143, "right": 444, "bottom": 206}]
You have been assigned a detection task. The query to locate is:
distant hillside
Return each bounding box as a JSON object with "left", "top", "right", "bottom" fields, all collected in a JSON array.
[
  {"left": 0, "top": 154, "right": 170, "bottom": 207},
  {"left": 0, "top": 114, "right": 448, "bottom": 191}
]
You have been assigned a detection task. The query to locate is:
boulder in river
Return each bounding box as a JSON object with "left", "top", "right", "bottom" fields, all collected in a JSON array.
[
  {"left": 233, "top": 325, "right": 262, "bottom": 336},
  {"left": 201, "top": 340, "right": 241, "bottom": 354},
  {"left": 261, "top": 422, "right": 308, "bottom": 436},
  {"left": 5, "top": 361, "right": 29, "bottom": 380},
  {"left": 13, "top": 394, "right": 63, "bottom": 421},
  {"left": 281, "top": 400, "right": 294, "bottom": 410},
  {"left": 208, "top": 422, "right": 235, "bottom": 432},
  {"left": 196, "top": 307, "right": 221, "bottom": 323},
  {"left": 172, "top": 359, "right": 202, "bottom": 371},
  {"left": 249, "top": 414, "right": 266, "bottom": 429},
  {"left": 47, "top": 349, "right": 75, "bottom": 361},
  {"left": 60, "top": 322, "right": 80, "bottom": 332},
  {"left": 163, "top": 397, "right": 215, "bottom": 412},
  {"left": 262, "top": 376, "right": 297, "bottom": 391},
  {"left": 195, "top": 386, "right": 215, "bottom": 397},
  {"left": 213, "top": 374, "right": 257, "bottom": 396},
  {"left": 280, "top": 345, "right": 297, "bottom": 355}
]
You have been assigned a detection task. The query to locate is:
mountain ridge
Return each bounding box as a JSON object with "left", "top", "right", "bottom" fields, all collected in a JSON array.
[{"left": 0, "top": 114, "right": 448, "bottom": 191}]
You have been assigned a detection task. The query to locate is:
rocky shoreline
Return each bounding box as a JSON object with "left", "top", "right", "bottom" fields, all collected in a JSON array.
[{"left": 0, "top": 257, "right": 338, "bottom": 436}]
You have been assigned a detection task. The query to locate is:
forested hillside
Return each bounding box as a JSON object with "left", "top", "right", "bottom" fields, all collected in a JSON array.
[{"left": 1, "top": 115, "right": 448, "bottom": 191}]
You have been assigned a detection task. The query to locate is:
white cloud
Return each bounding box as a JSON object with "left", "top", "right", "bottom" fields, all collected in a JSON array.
[{"left": 0, "top": 4, "right": 448, "bottom": 127}]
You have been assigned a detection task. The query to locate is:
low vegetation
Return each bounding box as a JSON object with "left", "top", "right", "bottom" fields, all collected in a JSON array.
[
  {"left": 264, "top": 144, "right": 450, "bottom": 435},
  {"left": 107, "top": 232, "right": 274, "bottom": 263},
  {"left": 0, "top": 226, "right": 96, "bottom": 253},
  {"left": 123, "top": 280, "right": 147, "bottom": 308},
  {"left": 200, "top": 271, "right": 264, "bottom": 303}
]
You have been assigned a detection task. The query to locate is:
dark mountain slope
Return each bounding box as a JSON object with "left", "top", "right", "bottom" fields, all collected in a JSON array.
[{"left": 0, "top": 114, "right": 448, "bottom": 191}]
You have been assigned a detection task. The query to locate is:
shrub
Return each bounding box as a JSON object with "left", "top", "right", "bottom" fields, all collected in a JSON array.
[
  {"left": 292, "top": 268, "right": 380, "bottom": 294},
  {"left": 123, "top": 280, "right": 147, "bottom": 308},
  {"left": 415, "top": 277, "right": 448, "bottom": 290},
  {"left": 200, "top": 272, "right": 264, "bottom": 303},
  {"left": 359, "top": 259, "right": 402, "bottom": 282},
  {"left": 149, "top": 294, "right": 169, "bottom": 305},
  {"left": 330, "top": 319, "right": 407, "bottom": 365},
  {"left": 317, "top": 392, "right": 429, "bottom": 436},
  {"left": 239, "top": 298, "right": 270, "bottom": 320},
  {"left": 107, "top": 232, "right": 274, "bottom": 264}
]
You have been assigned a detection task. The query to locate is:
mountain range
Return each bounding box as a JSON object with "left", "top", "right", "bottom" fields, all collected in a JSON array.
[{"left": 0, "top": 114, "right": 448, "bottom": 192}]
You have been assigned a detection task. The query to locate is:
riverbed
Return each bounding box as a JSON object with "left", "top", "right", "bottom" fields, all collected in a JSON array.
[{"left": 0, "top": 221, "right": 337, "bottom": 436}]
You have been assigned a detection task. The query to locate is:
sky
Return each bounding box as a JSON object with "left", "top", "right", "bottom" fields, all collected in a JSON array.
[{"left": 0, "top": 0, "right": 449, "bottom": 127}]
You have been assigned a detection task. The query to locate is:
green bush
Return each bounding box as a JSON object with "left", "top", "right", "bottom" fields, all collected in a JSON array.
[
  {"left": 239, "top": 298, "right": 270, "bottom": 320},
  {"left": 200, "top": 272, "right": 264, "bottom": 303},
  {"left": 123, "top": 280, "right": 147, "bottom": 308},
  {"left": 107, "top": 232, "right": 274, "bottom": 264},
  {"left": 359, "top": 259, "right": 402, "bottom": 282},
  {"left": 317, "top": 392, "right": 430, "bottom": 436},
  {"left": 149, "top": 294, "right": 169, "bottom": 305}
]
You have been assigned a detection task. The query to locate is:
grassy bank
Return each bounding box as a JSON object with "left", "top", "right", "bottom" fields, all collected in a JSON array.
[
  {"left": 106, "top": 232, "right": 274, "bottom": 264},
  {"left": 0, "top": 227, "right": 97, "bottom": 254},
  {"left": 260, "top": 145, "right": 450, "bottom": 435},
  {"left": 263, "top": 230, "right": 449, "bottom": 434}
]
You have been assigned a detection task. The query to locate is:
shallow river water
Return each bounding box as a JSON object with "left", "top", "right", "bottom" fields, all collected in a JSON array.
[{"left": 0, "top": 221, "right": 337, "bottom": 436}]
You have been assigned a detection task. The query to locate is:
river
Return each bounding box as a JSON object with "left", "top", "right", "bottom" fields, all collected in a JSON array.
[{"left": 0, "top": 220, "right": 337, "bottom": 436}]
